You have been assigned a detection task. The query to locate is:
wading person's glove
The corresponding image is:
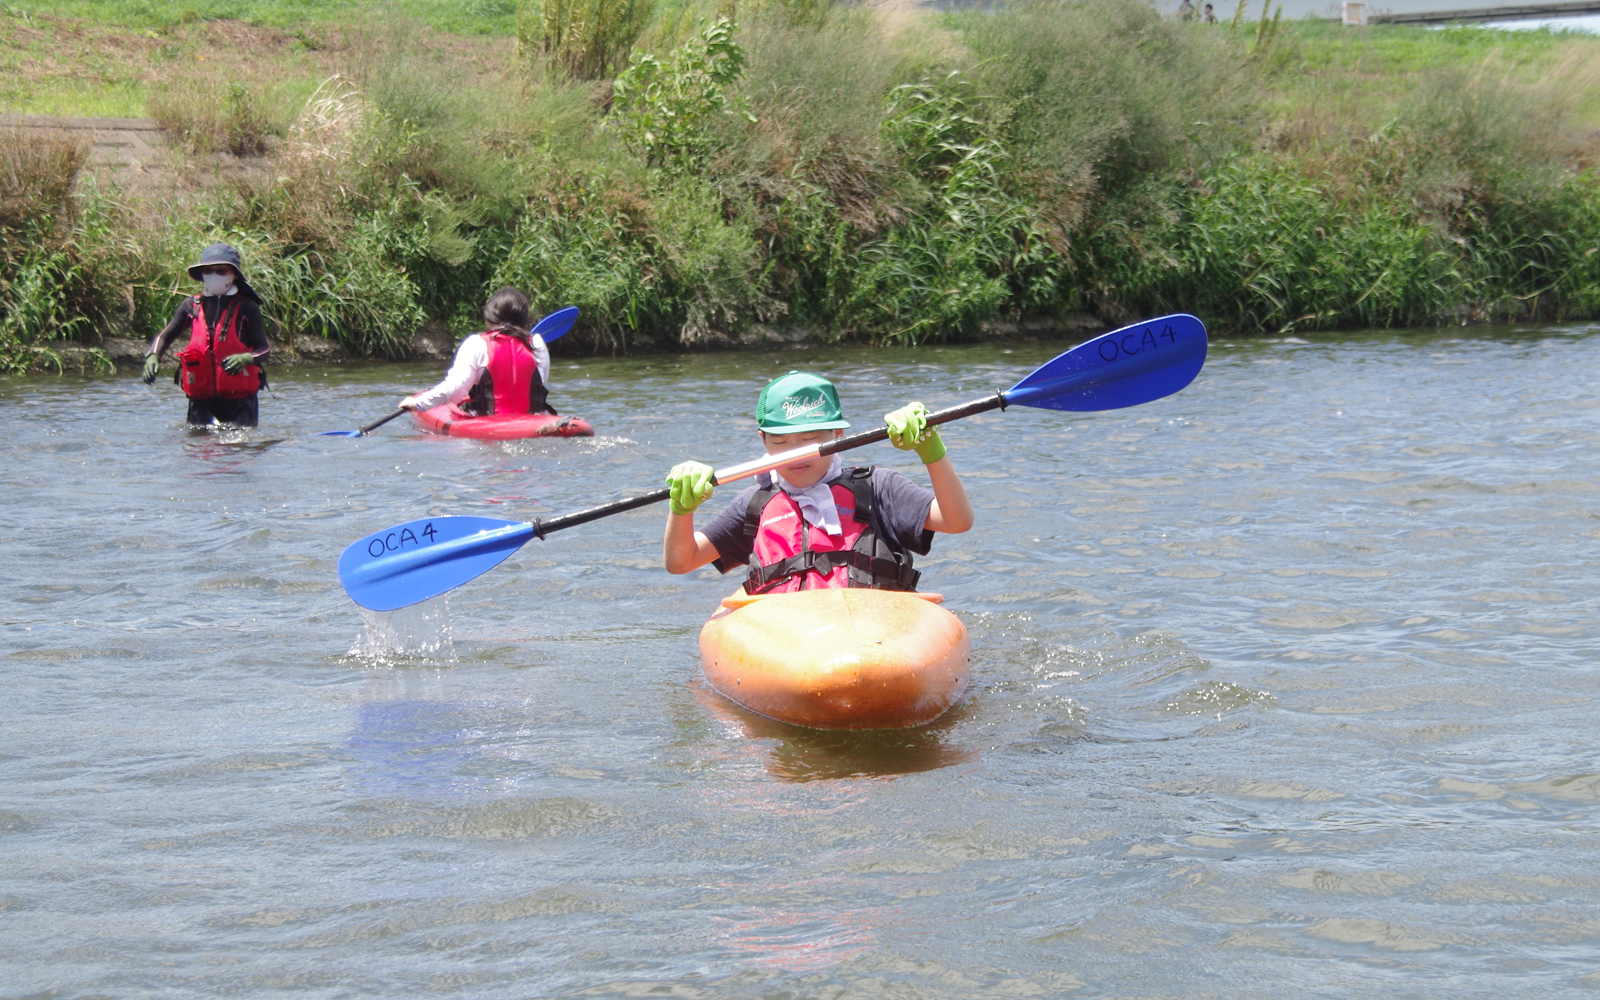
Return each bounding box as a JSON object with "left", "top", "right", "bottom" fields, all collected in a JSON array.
[
  {"left": 221, "top": 353, "right": 256, "bottom": 375},
  {"left": 885, "top": 401, "right": 946, "bottom": 464},
  {"left": 141, "top": 353, "right": 160, "bottom": 384},
  {"left": 666, "top": 461, "right": 714, "bottom": 516}
]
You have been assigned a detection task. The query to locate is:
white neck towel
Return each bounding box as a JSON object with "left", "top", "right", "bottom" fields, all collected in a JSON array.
[{"left": 759, "top": 454, "right": 844, "bottom": 535}]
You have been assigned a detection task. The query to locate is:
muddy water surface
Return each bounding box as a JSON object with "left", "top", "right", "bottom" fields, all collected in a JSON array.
[{"left": 2, "top": 326, "right": 1597, "bottom": 998}]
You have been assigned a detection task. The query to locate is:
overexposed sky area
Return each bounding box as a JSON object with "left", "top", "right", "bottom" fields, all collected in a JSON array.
[{"left": 1468, "top": 14, "right": 1600, "bottom": 31}]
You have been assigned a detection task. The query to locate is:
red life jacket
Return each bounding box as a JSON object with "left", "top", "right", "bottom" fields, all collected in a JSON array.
[
  {"left": 740, "top": 466, "right": 920, "bottom": 594},
  {"left": 464, "top": 330, "right": 552, "bottom": 416},
  {"left": 176, "top": 296, "right": 260, "bottom": 400}
]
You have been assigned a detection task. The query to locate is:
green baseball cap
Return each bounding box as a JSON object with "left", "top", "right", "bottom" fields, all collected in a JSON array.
[{"left": 755, "top": 371, "right": 851, "bottom": 432}]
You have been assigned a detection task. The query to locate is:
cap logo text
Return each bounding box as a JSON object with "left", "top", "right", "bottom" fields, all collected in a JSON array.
[{"left": 782, "top": 395, "right": 826, "bottom": 420}]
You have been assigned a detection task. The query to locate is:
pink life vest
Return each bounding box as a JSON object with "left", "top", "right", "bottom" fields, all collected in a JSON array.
[
  {"left": 464, "top": 329, "right": 551, "bottom": 416},
  {"left": 740, "top": 467, "right": 920, "bottom": 594},
  {"left": 176, "top": 296, "right": 260, "bottom": 400}
]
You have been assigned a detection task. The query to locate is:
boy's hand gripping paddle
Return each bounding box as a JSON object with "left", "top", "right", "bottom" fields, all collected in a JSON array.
[
  {"left": 339, "top": 314, "right": 1208, "bottom": 610},
  {"left": 316, "top": 306, "right": 581, "bottom": 438}
]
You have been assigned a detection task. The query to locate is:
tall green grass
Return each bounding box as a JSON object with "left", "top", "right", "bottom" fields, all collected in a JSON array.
[
  {"left": 517, "top": 0, "right": 653, "bottom": 80},
  {"left": 0, "top": 128, "right": 108, "bottom": 372},
  {"left": 5, "top": 0, "right": 1600, "bottom": 370}
]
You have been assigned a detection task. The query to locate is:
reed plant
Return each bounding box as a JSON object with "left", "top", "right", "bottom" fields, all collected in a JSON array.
[
  {"left": 1081, "top": 49, "right": 1600, "bottom": 334},
  {"left": 1082, "top": 158, "right": 1466, "bottom": 332},
  {"left": 516, "top": 0, "right": 654, "bottom": 80},
  {"left": 147, "top": 78, "right": 286, "bottom": 156},
  {"left": 0, "top": 128, "right": 111, "bottom": 372},
  {"left": 837, "top": 74, "right": 1059, "bottom": 344}
]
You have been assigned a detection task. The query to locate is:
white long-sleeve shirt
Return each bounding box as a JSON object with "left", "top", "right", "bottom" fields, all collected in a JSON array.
[{"left": 410, "top": 332, "right": 550, "bottom": 411}]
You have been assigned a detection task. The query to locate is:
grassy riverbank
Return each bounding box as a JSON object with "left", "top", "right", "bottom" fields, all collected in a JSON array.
[{"left": 3, "top": 0, "right": 1599, "bottom": 371}]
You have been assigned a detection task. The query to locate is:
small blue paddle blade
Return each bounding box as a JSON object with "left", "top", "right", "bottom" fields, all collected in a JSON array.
[
  {"left": 339, "top": 515, "right": 536, "bottom": 612},
  {"left": 1006, "top": 314, "right": 1207, "bottom": 412},
  {"left": 532, "top": 305, "right": 579, "bottom": 343},
  {"left": 317, "top": 429, "right": 364, "bottom": 437}
]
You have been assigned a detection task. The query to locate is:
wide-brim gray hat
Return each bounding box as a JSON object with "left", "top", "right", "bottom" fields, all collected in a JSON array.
[
  {"left": 186, "top": 243, "right": 260, "bottom": 302},
  {"left": 188, "top": 243, "right": 245, "bottom": 279}
]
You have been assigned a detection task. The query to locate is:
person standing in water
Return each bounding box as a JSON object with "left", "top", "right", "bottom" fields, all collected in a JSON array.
[
  {"left": 399, "top": 287, "right": 556, "bottom": 418},
  {"left": 142, "top": 243, "right": 268, "bottom": 427}
]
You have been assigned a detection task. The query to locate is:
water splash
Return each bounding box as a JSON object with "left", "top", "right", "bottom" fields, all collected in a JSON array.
[
  {"left": 349, "top": 596, "right": 455, "bottom": 665},
  {"left": 500, "top": 434, "right": 635, "bottom": 457}
]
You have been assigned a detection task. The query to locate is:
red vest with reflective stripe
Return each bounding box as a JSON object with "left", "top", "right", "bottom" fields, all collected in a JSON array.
[
  {"left": 176, "top": 296, "right": 260, "bottom": 400},
  {"left": 465, "top": 330, "right": 550, "bottom": 416},
  {"left": 741, "top": 467, "right": 920, "bottom": 594}
]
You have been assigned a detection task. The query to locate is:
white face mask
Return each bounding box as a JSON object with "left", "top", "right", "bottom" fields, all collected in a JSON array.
[{"left": 202, "top": 272, "right": 235, "bottom": 296}]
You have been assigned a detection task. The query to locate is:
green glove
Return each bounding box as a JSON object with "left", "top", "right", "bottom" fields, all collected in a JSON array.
[
  {"left": 885, "top": 401, "right": 946, "bottom": 464},
  {"left": 141, "top": 352, "right": 160, "bottom": 384},
  {"left": 222, "top": 352, "right": 256, "bottom": 375},
  {"left": 666, "top": 461, "right": 714, "bottom": 516}
]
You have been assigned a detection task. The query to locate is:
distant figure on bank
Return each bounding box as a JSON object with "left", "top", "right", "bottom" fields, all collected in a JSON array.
[
  {"left": 1178, "top": 0, "right": 1197, "bottom": 19},
  {"left": 142, "top": 243, "right": 268, "bottom": 427},
  {"left": 1203, "top": 2, "right": 1217, "bottom": 21},
  {"left": 399, "top": 288, "right": 557, "bottom": 418}
]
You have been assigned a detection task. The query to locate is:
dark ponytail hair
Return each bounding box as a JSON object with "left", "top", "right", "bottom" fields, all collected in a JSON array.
[{"left": 483, "top": 287, "right": 532, "bottom": 343}]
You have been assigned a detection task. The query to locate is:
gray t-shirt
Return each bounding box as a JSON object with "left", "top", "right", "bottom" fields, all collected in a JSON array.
[{"left": 702, "top": 467, "right": 936, "bottom": 574}]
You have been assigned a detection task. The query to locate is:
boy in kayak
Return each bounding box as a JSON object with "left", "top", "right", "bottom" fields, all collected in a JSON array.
[
  {"left": 141, "top": 243, "right": 268, "bottom": 427},
  {"left": 663, "top": 371, "right": 973, "bottom": 592},
  {"left": 399, "top": 288, "right": 556, "bottom": 418}
]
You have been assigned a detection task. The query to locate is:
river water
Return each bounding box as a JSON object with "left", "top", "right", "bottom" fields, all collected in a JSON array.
[{"left": 2, "top": 324, "right": 1597, "bottom": 998}]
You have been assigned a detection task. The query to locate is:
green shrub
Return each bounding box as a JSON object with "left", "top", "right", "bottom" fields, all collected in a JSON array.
[
  {"left": 611, "top": 18, "right": 754, "bottom": 173},
  {"left": 1455, "top": 172, "right": 1600, "bottom": 321},
  {"left": 841, "top": 74, "right": 1061, "bottom": 343},
  {"left": 719, "top": 9, "right": 898, "bottom": 183},
  {"left": 963, "top": 0, "right": 1258, "bottom": 230},
  {"left": 0, "top": 248, "right": 99, "bottom": 373},
  {"left": 708, "top": 10, "right": 915, "bottom": 332},
  {"left": 1545, "top": 175, "right": 1600, "bottom": 316},
  {"left": 493, "top": 170, "right": 768, "bottom": 346},
  {"left": 1082, "top": 159, "right": 1451, "bottom": 332}
]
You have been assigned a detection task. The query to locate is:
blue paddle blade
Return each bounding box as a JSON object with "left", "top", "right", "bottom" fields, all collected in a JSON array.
[
  {"left": 532, "top": 305, "right": 579, "bottom": 343},
  {"left": 317, "top": 429, "right": 364, "bottom": 437},
  {"left": 339, "top": 515, "right": 536, "bottom": 612},
  {"left": 1006, "top": 314, "right": 1208, "bottom": 411}
]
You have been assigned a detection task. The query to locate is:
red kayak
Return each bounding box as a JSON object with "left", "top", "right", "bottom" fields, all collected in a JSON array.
[{"left": 411, "top": 404, "right": 595, "bottom": 440}]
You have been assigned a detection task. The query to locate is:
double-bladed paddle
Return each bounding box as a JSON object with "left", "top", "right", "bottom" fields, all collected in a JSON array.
[
  {"left": 317, "top": 306, "right": 582, "bottom": 438},
  {"left": 339, "top": 313, "right": 1208, "bottom": 610}
]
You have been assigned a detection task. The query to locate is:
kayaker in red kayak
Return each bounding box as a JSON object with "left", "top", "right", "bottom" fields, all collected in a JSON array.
[
  {"left": 398, "top": 288, "right": 556, "bottom": 418},
  {"left": 141, "top": 243, "right": 269, "bottom": 427},
  {"left": 663, "top": 371, "right": 974, "bottom": 593}
]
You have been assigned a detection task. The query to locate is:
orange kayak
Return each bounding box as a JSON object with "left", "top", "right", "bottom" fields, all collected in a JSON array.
[
  {"left": 699, "top": 589, "right": 970, "bottom": 730},
  {"left": 411, "top": 404, "right": 594, "bottom": 440}
]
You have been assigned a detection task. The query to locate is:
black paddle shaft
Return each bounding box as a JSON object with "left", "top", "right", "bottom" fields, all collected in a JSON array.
[
  {"left": 531, "top": 487, "right": 673, "bottom": 539},
  {"left": 525, "top": 392, "right": 1008, "bottom": 541},
  {"left": 817, "top": 392, "right": 1008, "bottom": 457},
  {"left": 360, "top": 409, "right": 409, "bottom": 435}
]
